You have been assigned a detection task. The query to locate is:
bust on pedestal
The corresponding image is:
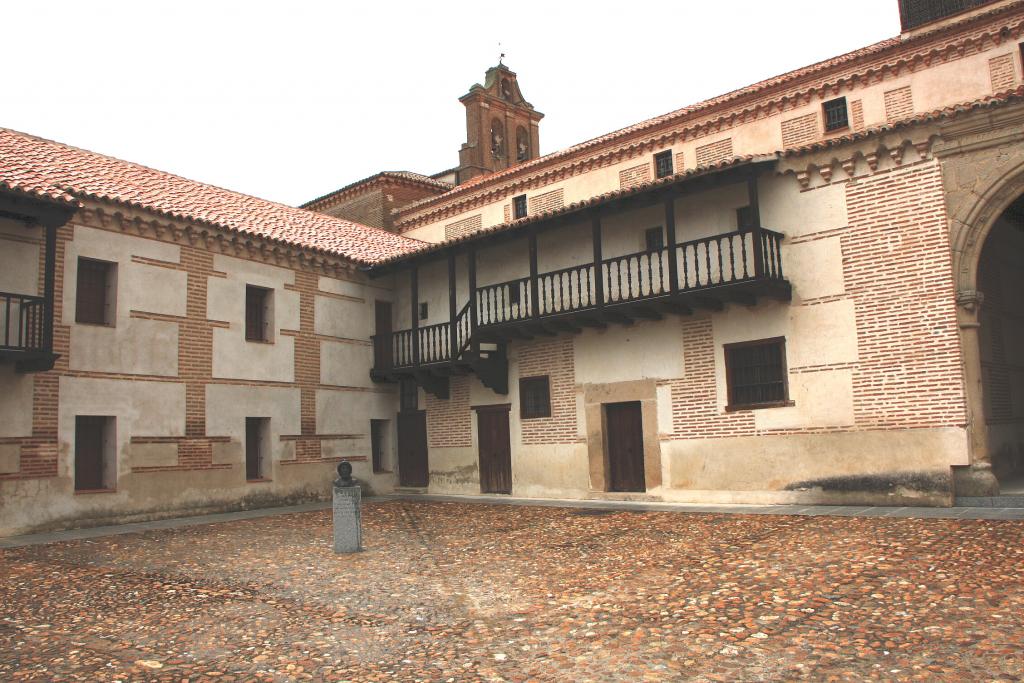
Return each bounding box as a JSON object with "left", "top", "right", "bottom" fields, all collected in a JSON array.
[{"left": 333, "top": 460, "right": 362, "bottom": 553}]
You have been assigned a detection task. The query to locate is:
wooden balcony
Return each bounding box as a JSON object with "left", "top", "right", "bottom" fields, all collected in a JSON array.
[
  {"left": 371, "top": 226, "right": 790, "bottom": 396},
  {"left": 0, "top": 291, "right": 57, "bottom": 372}
]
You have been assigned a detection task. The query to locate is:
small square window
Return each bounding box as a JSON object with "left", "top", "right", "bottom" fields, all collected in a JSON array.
[
  {"left": 245, "top": 285, "right": 273, "bottom": 342},
  {"left": 519, "top": 376, "right": 551, "bottom": 419},
  {"left": 822, "top": 97, "right": 849, "bottom": 132},
  {"left": 419, "top": 302, "right": 428, "bottom": 320},
  {"left": 75, "top": 258, "right": 116, "bottom": 326},
  {"left": 654, "top": 150, "right": 674, "bottom": 179},
  {"left": 513, "top": 194, "right": 528, "bottom": 220},
  {"left": 724, "top": 337, "right": 790, "bottom": 410},
  {"left": 644, "top": 226, "right": 665, "bottom": 252}
]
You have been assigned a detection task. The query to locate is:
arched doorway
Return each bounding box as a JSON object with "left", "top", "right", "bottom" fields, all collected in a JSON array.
[{"left": 976, "top": 194, "right": 1024, "bottom": 493}]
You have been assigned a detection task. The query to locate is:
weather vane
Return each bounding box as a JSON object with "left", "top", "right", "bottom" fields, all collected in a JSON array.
[{"left": 499, "top": 42, "right": 505, "bottom": 65}]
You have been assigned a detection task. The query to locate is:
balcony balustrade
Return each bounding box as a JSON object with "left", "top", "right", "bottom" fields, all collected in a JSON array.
[
  {"left": 0, "top": 292, "right": 46, "bottom": 354},
  {"left": 372, "top": 227, "right": 788, "bottom": 378}
]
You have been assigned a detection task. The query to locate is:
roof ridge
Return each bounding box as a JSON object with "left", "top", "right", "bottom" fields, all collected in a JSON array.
[{"left": 395, "top": 0, "right": 1024, "bottom": 222}]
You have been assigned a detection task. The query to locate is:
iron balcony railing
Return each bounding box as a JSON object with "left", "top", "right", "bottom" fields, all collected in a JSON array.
[{"left": 373, "top": 227, "right": 785, "bottom": 371}]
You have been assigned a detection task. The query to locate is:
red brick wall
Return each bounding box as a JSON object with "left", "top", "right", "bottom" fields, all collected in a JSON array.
[
  {"left": 518, "top": 337, "right": 577, "bottom": 444},
  {"left": 842, "top": 160, "right": 966, "bottom": 428},
  {"left": 668, "top": 318, "right": 754, "bottom": 439},
  {"left": 989, "top": 53, "right": 1016, "bottom": 92},
  {"left": 884, "top": 86, "right": 914, "bottom": 121},
  {"left": 426, "top": 375, "right": 471, "bottom": 448},
  {"left": 619, "top": 163, "right": 651, "bottom": 190},
  {"left": 527, "top": 188, "right": 565, "bottom": 215},
  {"left": 696, "top": 138, "right": 734, "bottom": 167},
  {"left": 781, "top": 112, "right": 819, "bottom": 148}
]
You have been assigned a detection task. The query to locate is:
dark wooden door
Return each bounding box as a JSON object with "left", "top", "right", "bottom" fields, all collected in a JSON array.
[
  {"left": 375, "top": 301, "right": 392, "bottom": 369},
  {"left": 75, "top": 416, "right": 105, "bottom": 491},
  {"left": 476, "top": 405, "right": 512, "bottom": 494},
  {"left": 397, "top": 410, "right": 428, "bottom": 487},
  {"left": 606, "top": 401, "right": 645, "bottom": 492}
]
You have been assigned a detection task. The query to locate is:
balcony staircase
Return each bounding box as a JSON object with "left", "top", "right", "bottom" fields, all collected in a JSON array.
[{"left": 371, "top": 227, "right": 791, "bottom": 399}]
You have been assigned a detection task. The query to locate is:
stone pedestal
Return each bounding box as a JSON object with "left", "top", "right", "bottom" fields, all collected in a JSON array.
[{"left": 332, "top": 461, "right": 362, "bottom": 553}]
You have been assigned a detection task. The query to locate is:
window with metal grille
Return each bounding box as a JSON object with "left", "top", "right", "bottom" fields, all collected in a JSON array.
[
  {"left": 644, "top": 226, "right": 664, "bottom": 251},
  {"left": 654, "top": 150, "right": 674, "bottom": 179},
  {"left": 724, "top": 337, "right": 790, "bottom": 410},
  {"left": 519, "top": 376, "right": 551, "bottom": 419},
  {"left": 822, "top": 97, "right": 849, "bottom": 132},
  {"left": 400, "top": 378, "right": 418, "bottom": 411},
  {"left": 245, "top": 285, "right": 273, "bottom": 342},
  {"left": 75, "top": 258, "right": 115, "bottom": 325},
  {"left": 898, "top": 0, "right": 993, "bottom": 31},
  {"left": 513, "top": 194, "right": 528, "bottom": 219}
]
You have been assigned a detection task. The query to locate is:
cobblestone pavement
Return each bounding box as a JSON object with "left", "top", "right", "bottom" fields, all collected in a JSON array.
[{"left": 2, "top": 501, "right": 1023, "bottom": 682}]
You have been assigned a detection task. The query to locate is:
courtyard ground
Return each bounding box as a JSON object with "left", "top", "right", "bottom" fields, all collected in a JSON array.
[{"left": 1, "top": 500, "right": 1022, "bottom": 682}]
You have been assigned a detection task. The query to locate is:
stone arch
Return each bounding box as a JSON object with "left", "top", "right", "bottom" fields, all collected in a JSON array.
[
  {"left": 948, "top": 155, "right": 1024, "bottom": 297},
  {"left": 945, "top": 150, "right": 1024, "bottom": 496}
]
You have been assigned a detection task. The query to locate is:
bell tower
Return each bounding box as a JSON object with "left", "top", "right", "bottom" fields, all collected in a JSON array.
[{"left": 456, "top": 63, "right": 543, "bottom": 185}]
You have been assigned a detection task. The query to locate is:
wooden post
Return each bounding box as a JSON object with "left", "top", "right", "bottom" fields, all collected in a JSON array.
[
  {"left": 528, "top": 231, "right": 540, "bottom": 318},
  {"left": 410, "top": 266, "right": 420, "bottom": 367},
  {"left": 592, "top": 216, "right": 604, "bottom": 308},
  {"left": 664, "top": 197, "right": 678, "bottom": 295},
  {"left": 42, "top": 225, "right": 56, "bottom": 353},
  {"left": 448, "top": 253, "right": 457, "bottom": 363},
  {"left": 468, "top": 246, "right": 479, "bottom": 357},
  {"left": 747, "top": 175, "right": 764, "bottom": 278}
]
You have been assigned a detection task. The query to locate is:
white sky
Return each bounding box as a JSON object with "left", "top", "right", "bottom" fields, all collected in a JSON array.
[{"left": 4, "top": 1, "right": 899, "bottom": 207}]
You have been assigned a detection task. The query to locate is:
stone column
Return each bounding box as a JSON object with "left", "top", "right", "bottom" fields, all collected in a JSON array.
[
  {"left": 333, "top": 461, "right": 363, "bottom": 553},
  {"left": 953, "top": 290, "right": 1000, "bottom": 496}
]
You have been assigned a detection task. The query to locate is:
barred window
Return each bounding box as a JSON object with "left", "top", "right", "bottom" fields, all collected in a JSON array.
[
  {"left": 644, "top": 226, "right": 664, "bottom": 251},
  {"left": 519, "top": 376, "right": 551, "bottom": 419},
  {"left": 822, "top": 97, "right": 849, "bottom": 132},
  {"left": 724, "top": 337, "right": 790, "bottom": 410},
  {"left": 400, "top": 378, "right": 418, "bottom": 412},
  {"left": 654, "top": 150, "right": 674, "bottom": 179},
  {"left": 76, "top": 258, "right": 115, "bottom": 325},
  {"left": 513, "top": 194, "right": 528, "bottom": 219},
  {"left": 245, "top": 285, "right": 272, "bottom": 342}
]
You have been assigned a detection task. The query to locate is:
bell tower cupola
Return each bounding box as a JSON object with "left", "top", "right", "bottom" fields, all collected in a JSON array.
[{"left": 456, "top": 63, "right": 543, "bottom": 185}]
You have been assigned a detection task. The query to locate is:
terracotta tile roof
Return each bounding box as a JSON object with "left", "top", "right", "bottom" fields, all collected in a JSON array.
[
  {"left": 300, "top": 170, "right": 453, "bottom": 210},
  {"left": 370, "top": 154, "right": 778, "bottom": 268},
  {"left": 373, "top": 83, "right": 1024, "bottom": 269},
  {"left": 395, "top": 0, "right": 1024, "bottom": 224},
  {"left": 0, "top": 128, "right": 424, "bottom": 265}
]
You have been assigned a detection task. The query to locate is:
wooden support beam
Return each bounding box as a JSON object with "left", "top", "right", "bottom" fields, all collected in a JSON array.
[
  {"left": 42, "top": 225, "right": 56, "bottom": 354},
  {"left": 448, "top": 253, "right": 457, "bottom": 362},
  {"left": 747, "top": 175, "right": 765, "bottom": 279},
  {"left": 631, "top": 306, "right": 663, "bottom": 321},
  {"left": 592, "top": 216, "right": 604, "bottom": 309},
  {"left": 523, "top": 322, "right": 556, "bottom": 337},
  {"left": 726, "top": 291, "right": 757, "bottom": 307},
  {"left": 664, "top": 198, "right": 678, "bottom": 295},
  {"left": 468, "top": 247, "right": 479, "bottom": 357},
  {"left": 577, "top": 316, "right": 608, "bottom": 329},
  {"left": 599, "top": 310, "right": 635, "bottom": 326},
  {"left": 545, "top": 320, "right": 583, "bottom": 333},
  {"left": 693, "top": 296, "right": 725, "bottom": 312},
  {"left": 656, "top": 300, "right": 693, "bottom": 316},
  {"left": 410, "top": 266, "right": 420, "bottom": 368},
  {"left": 529, "top": 231, "right": 540, "bottom": 318}
]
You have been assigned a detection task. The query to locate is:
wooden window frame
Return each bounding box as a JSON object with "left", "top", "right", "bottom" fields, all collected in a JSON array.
[
  {"left": 419, "top": 302, "right": 428, "bottom": 321},
  {"left": 736, "top": 205, "right": 756, "bottom": 230},
  {"left": 519, "top": 376, "right": 551, "bottom": 419},
  {"left": 644, "top": 226, "right": 665, "bottom": 252},
  {"left": 75, "top": 257, "right": 116, "bottom": 326},
  {"left": 723, "top": 337, "right": 794, "bottom": 412},
  {"left": 245, "top": 285, "right": 273, "bottom": 343},
  {"left": 653, "top": 150, "right": 674, "bottom": 179},
  {"left": 822, "top": 96, "right": 850, "bottom": 133},
  {"left": 512, "top": 194, "right": 528, "bottom": 220}
]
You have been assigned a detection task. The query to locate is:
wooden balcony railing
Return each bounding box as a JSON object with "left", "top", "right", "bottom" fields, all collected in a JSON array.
[
  {"left": 0, "top": 292, "right": 46, "bottom": 353},
  {"left": 373, "top": 227, "right": 786, "bottom": 372}
]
